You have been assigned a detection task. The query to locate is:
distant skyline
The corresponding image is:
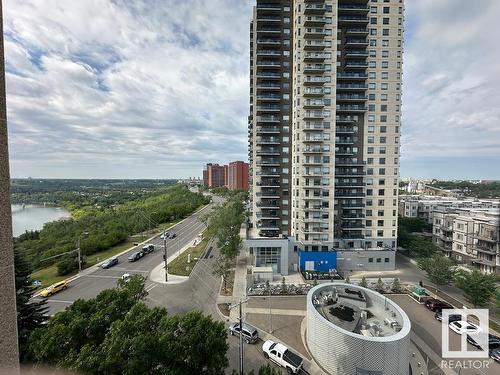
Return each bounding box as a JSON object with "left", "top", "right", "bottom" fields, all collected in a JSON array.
[{"left": 4, "top": 0, "right": 500, "bottom": 179}]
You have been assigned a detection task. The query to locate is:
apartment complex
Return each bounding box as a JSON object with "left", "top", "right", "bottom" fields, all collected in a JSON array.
[
  {"left": 399, "top": 194, "right": 500, "bottom": 224},
  {"left": 247, "top": 0, "right": 405, "bottom": 274},
  {"left": 203, "top": 163, "right": 226, "bottom": 188},
  {"left": 202, "top": 162, "right": 249, "bottom": 190},
  {"left": 228, "top": 161, "right": 250, "bottom": 190},
  {"left": 433, "top": 208, "right": 499, "bottom": 274}
]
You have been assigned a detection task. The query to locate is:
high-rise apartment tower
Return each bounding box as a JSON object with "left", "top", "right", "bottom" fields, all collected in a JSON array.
[{"left": 247, "top": 0, "right": 404, "bottom": 273}]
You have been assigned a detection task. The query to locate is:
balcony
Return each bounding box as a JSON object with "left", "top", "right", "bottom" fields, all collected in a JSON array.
[
  {"left": 304, "top": 28, "right": 327, "bottom": 38},
  {"left": 335, "top": 160, "right": 365, "bottom": 166},
  {"left": 344, "top": 49, "right": 369, "bottom": 58},
  {"left": 304, "top": 121, "right": 330, "bottom": 130},
  {"left": 304, "top": 87, "right": 327, "bottom": 96},
  {"left": 304, "top": 4, "right": 326, "bottom": 14},
  {"left": 256, "top": 50, "right": 281, "bottom": 57},
  {"left": 256, "top": 4, "right": 281, "bottom": 11},
  {"left": 256, "top": 105, "right": 280, "bottom": 112},
  {"left": 303, "top": 136, "right": 324, "bottom": 142},
  {"left": 337, "top": 83, "right": 368, "bottom": 91},
  {"left": 257, "top": 61, "right": 282, "bottom": 69},
  {"left": 336, "top": 104, "right": 367, "bottom": 112},
  {"left": 304, "top": 52, "right": 328, "bottom": 62},
  {"left": 335, "top": 147, "right": 356, "bottom": 156},
  {"left": 304, "top": 40, "right": 328, "bottom": 50},
  {"left": 337, "top": 73, "right": 368, "bottom": 80},
  {"left": 474, "top": 245, "right": 498, "bottom": 256},
  {"left": 256, "top": 72, "right": 281, "bottom": 79},
  {"left": 257, "top": 82, "right": 281, "bottom": 90},
  {"left": 338, "top": 5, "right": 369, "bottom": 15},
  {"left": 335, "top": 180, "right": 365, "bottom": 187},
  {"left": 304, "top": 76, "right": 329, "bottom": 85},
  {"left": 258, "top": 27, "right": 281, "bottom": 33},
  {"left": 256, "top": 149, "right": 280, "bottom": 156},
  {"left": 345, "top": 39, "right": 369, "bottom": 47},
  {"left": 303, "top": 111, "right": 325, "bottom": 119},
  {"left": 304, "top": 99, "right": 325, "bottom": 108},
  {"left": 256, "top": 39, "right": 281, "bottom": 45},
  {"left": 339, "top": 202, "right": 365, "bottom": 209},
  {"left": 304, "top": 64, "right": 328, "bottom": 73},
  {"left": 345, "top": 61, "right": 369, "bottom": 69},
  {"left": 473, "top": 233, "right": 498, "bottom": 242},
  {"left": 338, "top": 16, "right": 369, "bottom": 25},
  {"left": 256, "top": 181, "right": 280, "bottom": 187},
  {"left": 345, "top": 28, "right": 369, "bottom": 36},
  {"left": 335, "top": 191, "right": 365, "bottom": 197},
  {"left": 335, "top": 137, "right": 356, "bottom": 144},
  {"left": 303, "top": 146, "right": 325, "bottom": 154},
  {"left": 256, "top": 126, "right": 280, "bottom": 134},
  {"left": 256, "top": 202, "right": 279, "bottom": 208},
  {"left": 256, "top": 115, "right": 280, "bottom": 122},
  {"left": 335, "top": 126, "right": 355, "bottom": 134},
  {"left": 256, "top": 159, "right": 280, "bottom": 166},
  {"left": 336, "top": 116, "right": 357, "bottom": 123},
  {"left": 256, "top": 170, "right": 280, "bottom": 177},
  {"left": 257, "top": 94, "right": 280, "bottom": 101},
  {"left": 256, "top": 16, "right": 281, "bottom": 23},
  {"left": 256, "top": 191, "right": 280, "bottom": 198},
  {"left": 256, "top": 137, "right": 280, "bottom": 145},
  {"left": 336, "top": 94, "right": 367, "bottom": 102},
  {"left": 304, "top": 16, "right": 327, "bottom": 26}
]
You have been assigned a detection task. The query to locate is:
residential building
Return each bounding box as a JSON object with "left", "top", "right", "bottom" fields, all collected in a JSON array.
[
  {"left": 227, "top": 161, "right": 249, "bottom": 190},
  {"left": 433, "top": 208, "right": 500, "bottom": 274},
  {"left": 246, "top": 0, "right": 405, "bottom": 275},
  {"left": 204, "top": 163, "right": 226, "bottom": 188}
]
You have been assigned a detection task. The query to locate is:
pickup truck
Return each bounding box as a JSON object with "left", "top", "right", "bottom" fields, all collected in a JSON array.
[{"left": 262, "top": 340, "right": 303, "bottom": 374}]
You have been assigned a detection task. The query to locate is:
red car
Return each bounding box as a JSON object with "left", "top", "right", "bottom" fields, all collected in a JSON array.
[{"left": 425, "top": 298, "right": 453, "bottom": 312}]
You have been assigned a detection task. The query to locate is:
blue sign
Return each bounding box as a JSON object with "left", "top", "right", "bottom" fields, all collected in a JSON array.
[{"left": 299, "top": 250, "right": 337, "bottom": 272}]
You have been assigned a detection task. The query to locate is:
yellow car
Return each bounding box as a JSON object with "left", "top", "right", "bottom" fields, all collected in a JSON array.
[{"left": 39, "top": 281, "right": 68, "bottom": 297}]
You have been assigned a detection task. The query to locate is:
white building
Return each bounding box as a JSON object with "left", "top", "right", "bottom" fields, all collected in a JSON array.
[{"left": 307, "top": 283, "right": 411, "bottom": 375}]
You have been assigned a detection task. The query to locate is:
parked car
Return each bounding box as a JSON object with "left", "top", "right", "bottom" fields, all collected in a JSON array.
[
  {"left": 142, "top": 244, "right": 155, "bottom": 254},
  {"left": 449, "top": 321, "right": 481, "bottom": 335},
  {"left": 434, "top": 312, "right": 462, "bottom": 323},
  {"left": 467, "top": 333, "right": 500, "bottom": 350},
  {"left": 425, "top": 298, "right": 453, "bottom": 312},
  {"left": 101, "top": 257, "right": 119, "bottom": 269},
  {"left": 259, "top": 230, "right": 277, "bottom": 238},
  {"left": 128, "top": 251, "right": 144, "bottom": 262},
  {"left": 490, "top": 347, "right": 500, "bottom": 363},
  {"left": 262, "top": 340, "right": 303, "bottom": 374},
  {"left": 170, "top": 233, "right": 177, "bottom": 239},
  {"left": 229, "top": 322, "right": 259, "bottom": 344},
  {"left": 39, "top": 281, "right": 68, "bottom": 298}
]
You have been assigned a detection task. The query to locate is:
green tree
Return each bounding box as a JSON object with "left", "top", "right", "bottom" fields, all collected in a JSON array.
[
  {"left": 29, "top": 278, "right": 228, "bottom": 374},
  {"left": 417, "top": 254, "right": 456, "bottom": 286},
  {"left": 14, "top": 249, "right": 48, "bottom": 361},
  {"left": 359, "top": 276, "right": 368, "bottom": 288},
  {"left": 407, "top": 236, "right": 438, "bottom": 258},
  {"left": 391, "top": 278, "right": 402, "bottom": 293},
  {"left": 375, "top": 278, "right": 385, "bottom": 293},
  {"left": 455, "top": 269, "right": 498, "bottom": 307}
]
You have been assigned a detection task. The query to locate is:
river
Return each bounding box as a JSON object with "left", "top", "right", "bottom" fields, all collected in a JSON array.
[{"left": 11, "top": 204, "right": 71, "bottom": 237}]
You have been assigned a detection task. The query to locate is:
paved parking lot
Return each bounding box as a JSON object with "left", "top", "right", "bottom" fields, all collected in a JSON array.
[{"left": 389, "top": 295, "right": 499, "bottom": 375}]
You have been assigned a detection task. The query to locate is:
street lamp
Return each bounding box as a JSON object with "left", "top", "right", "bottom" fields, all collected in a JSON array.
[
  {"left": 77, "top": 231, "right": 89, "bottom": 272},
  {"left": 163, "top": 229, "right": 168, "bottom": 282}
]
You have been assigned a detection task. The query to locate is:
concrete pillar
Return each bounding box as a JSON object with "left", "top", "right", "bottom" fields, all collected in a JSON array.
[{"left": 0, "top": 0, "right": 20, "bottom": 369}]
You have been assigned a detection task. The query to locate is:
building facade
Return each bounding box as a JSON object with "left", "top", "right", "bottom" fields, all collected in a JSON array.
[
  {"left": 204, "top": 163, "right": 226, "bottom": 187},
  {"left": 228, "top": 161, "right": 249, "bottom": 190},
  {"left": 433, "top": 208, "right": 500, "bottom": 274},
  {"left": 247, "top": 0, "right": 405, "bottom": 274}
]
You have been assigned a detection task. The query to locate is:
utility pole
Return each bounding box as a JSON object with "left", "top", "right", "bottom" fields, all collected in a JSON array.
[
  {"left": 163, "top": 230, "right": 168, "bottom": 282},
  {"left": 229, "top": 298, "right": 249, "bottom": 375}
]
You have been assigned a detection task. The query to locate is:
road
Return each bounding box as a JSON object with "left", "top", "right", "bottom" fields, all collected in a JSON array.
[
  {"left": 33, "top": 196, "right": 221, "bottom": 315},
  {"left": 31, "top": 193, "right": 269, "bottom": 373}
]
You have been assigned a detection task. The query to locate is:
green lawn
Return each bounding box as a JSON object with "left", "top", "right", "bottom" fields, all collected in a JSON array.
[
  {"left": 168, "top": 236, "right": 211, "bottom": 276},
  {"left": 31, "top": 220, "right": 182, "bottom": 288}
]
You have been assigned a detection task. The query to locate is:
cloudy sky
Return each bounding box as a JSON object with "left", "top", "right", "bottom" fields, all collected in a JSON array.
[{"left": 4, "top": 0, "right": 500, "bottom": 179}]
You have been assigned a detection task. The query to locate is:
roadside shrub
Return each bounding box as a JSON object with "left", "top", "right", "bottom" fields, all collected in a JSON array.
[{"left": 57, "top": 257, "right": 78, "bottom": 276}]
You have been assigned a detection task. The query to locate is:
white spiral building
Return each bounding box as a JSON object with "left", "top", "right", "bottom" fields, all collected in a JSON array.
[{"left": 306, "top": 283, "right": 411, "bottom": 375}]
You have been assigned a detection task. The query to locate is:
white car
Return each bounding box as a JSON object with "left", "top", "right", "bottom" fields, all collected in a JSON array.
[
  {"left": 121, "top": 273, "right": 131, "bottom": 283},
  {"left": 449, "top": 321, "right": 481, "bottom": 335}
]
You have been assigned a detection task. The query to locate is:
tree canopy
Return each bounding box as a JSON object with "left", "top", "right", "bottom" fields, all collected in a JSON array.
[
  {"left": 28, "top": 276, "right": 229, "bottom": 374},
  {"left": 417, "top": 254, "right": 456, "bottom": 286},
  {"left": 455, "top": 269, "right": 498, "bottom": 307}
]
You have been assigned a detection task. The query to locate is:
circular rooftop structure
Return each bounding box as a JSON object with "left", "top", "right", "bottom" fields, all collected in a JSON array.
[{"left": 306, "top": 283, "right": 411, "bottom": 375}]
